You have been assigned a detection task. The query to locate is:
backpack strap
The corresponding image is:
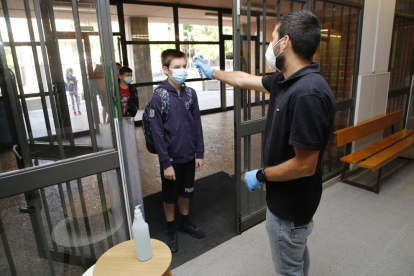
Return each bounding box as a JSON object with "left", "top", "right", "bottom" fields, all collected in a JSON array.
[
  {"left": 185, "top": 87, "right": 194, "bottom": 110},
  {"left": 154, "top": 88, "right": 170, "bottom": 121}
]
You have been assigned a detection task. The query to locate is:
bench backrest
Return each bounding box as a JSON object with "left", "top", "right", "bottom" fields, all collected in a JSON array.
[{"left": 334, "top": 110, "right": 403, "bottom": 147}]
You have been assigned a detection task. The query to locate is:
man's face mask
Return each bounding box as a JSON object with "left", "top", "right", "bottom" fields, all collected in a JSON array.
[
  {"left": 168, "top": 68, "right": 188, "bottom": 84},
  {"left": 265, "top": 36, "right": 285, "bottom": 71}
]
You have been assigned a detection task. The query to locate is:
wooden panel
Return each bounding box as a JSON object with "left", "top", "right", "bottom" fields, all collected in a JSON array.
[
  {"left": 340, "top": 129, "right": 414, "bottom": 164},
  {"left": 359, "top": 135, "right": 414, "bottom": 171},
  {"left": 334, "top": 110, "right": 403, "bottom": 147}
]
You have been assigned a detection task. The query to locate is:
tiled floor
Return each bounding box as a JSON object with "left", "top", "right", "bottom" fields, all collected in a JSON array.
[{"left": 172, "top": 158, "right": 414, "bottom": 276}]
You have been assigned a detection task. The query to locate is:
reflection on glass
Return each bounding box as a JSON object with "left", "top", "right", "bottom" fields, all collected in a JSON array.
[
  {"left": 0, "top": 0, "right": 116, "bottom": 175},
  {"left": 0, "top": 169, "right": 127, "bottom": 275}
]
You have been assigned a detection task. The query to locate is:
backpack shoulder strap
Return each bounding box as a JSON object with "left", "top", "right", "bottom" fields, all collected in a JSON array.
[
  {"left": 185, "top": 87, "right": 194, "bottom": 109},
  {"left": 154, "top": 87, "right": 170, "bottom": 121}
]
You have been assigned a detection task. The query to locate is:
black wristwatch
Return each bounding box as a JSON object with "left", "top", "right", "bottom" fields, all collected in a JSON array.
[{"left": 256, "top": 168, "right": 267, "bottom": 183}]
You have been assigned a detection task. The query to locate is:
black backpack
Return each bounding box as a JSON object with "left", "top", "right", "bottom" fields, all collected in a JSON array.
[{"left": 142, "top": 86, "right": 193, "bottom": 154}]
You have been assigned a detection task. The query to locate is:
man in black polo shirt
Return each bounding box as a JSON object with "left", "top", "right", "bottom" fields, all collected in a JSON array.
[{"left": 196, "top": 10, "right": 335, "bottom": 276}]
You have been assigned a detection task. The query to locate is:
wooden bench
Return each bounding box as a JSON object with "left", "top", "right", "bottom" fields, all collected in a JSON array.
[{"left": 334, "top": 110, "right": 414, "bottom": 194}]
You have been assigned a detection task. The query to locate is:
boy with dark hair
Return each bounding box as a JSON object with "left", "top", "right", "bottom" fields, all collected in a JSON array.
[
  {"left": 150, "top": 49, "right": 205, "bottom": 253},
  {"left": 196, "top": 10, "right": 335, "bottom": 275},
  {"left": 118, "top": 66, "right": 139, "bottom": 118}
]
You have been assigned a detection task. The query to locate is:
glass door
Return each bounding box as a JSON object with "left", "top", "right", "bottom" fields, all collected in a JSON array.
[{"left": 0, "top": 0, "right": 131, "bottom": 275}]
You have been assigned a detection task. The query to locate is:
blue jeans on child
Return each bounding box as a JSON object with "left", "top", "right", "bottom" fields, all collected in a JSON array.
[{"left": 266, "top": 208, "right": 314, "bottom": 276}]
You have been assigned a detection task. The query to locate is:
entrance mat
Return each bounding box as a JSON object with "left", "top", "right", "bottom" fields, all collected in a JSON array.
[{"left": 143, "top": 171, "right": 236, "bottom": 269}]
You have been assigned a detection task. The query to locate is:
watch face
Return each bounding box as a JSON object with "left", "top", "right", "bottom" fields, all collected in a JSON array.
[{"left": 257, "top": 169, "right": 266, "bottom": 182}]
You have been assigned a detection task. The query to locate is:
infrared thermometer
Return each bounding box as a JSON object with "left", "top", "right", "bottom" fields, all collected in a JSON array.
[{"left": 192, "top": 54, "right": 207, "bottom": 79}]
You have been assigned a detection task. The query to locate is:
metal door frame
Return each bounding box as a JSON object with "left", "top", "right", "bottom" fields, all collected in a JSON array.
[{"left": 232, "top": 0, "right": 364, "bottom": 233}]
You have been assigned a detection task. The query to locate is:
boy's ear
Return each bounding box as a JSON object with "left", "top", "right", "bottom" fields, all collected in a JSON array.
[{"left": 162, "top": 66, "right": 170, "bottom": 76}]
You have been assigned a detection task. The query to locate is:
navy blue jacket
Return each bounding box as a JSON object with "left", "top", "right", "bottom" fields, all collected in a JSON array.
[{"left": 150, "top": 80, "right": 204, "bottom": 169}]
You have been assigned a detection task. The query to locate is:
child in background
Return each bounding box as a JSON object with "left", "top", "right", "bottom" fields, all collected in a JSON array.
[
  {"left": 118, "top": 67, "right": 139, "bottom": 118},
  {"left": 65, "top": 68, "right": 81, "bottom": 115}
]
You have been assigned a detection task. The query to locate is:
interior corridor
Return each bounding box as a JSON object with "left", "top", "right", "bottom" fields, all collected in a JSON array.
[{"left": 172, "top": 155, "right": 414, "bottom": 276}]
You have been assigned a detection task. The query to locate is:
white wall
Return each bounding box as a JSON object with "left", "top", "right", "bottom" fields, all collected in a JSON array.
[{"left": 352, "top": 0, "right": 396, "bottom": 162}]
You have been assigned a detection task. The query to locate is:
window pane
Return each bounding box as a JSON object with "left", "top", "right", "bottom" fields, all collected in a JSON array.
[
  {"left": 179, "top": 8, "right": 219, "bottom": 42},
  {"left": 127, "top": 44, "right": 175, "bottom": 83},
  {"left": 395, "top": 0, "right": 414, "bottom": 15},
  {"left": 188, "top": 80, "right": 221, "bottom": 110},
  {"left": 222, "top": 13, "right": 233, "bottom": 35},
  {"left": 389, "top": 17, "right": 414, "bottom": 90},
  {"left": 314, "top": 2, "right": 360, "bottom": 100},
  {"left": 123, "top": 4, "right": 174, "bottom": 42},
  {"left": 180, "top": 44, "right": 220, "bottom": 79}
]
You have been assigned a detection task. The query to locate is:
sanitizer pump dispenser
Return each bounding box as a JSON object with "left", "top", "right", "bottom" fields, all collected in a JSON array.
[{"left": 132, "top": 205, "right": 152, "bottom": 261}]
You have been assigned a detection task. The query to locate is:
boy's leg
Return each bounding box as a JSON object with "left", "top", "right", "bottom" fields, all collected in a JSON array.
[
  {"left": 164, "top": 202, "right": 175, "bottom": 222},
  {"left": 161, "top": 163, "right": 181, "bottom": 253},
  {"left": 177, "top": 159, "right": 205, "bottom": 239},
  {"left": 178, "top": 197, "right": 189, "bottom": 215},
  {"left": 70, "top": 93, "right": 76, "bottom": 112},
  {"left": 75, "top": 92, "right": 81, "bottom": 112}
]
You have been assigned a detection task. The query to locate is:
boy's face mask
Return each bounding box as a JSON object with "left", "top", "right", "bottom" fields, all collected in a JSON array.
[
  {"left": 123, "top": 77, "right": 133, "bottom": 84},
  {"left": 168, "top": 68, "right": 188, "bottom": 84}
]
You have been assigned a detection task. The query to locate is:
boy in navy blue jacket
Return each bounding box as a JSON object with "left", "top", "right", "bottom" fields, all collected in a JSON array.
[{"left": 150, "top": 49, "right": 205, "bottom": 253}]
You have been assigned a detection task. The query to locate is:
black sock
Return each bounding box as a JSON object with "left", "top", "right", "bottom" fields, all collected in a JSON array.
[
  {"left": 180, "top": 214, "right": 189, "bottom": 225},
  {"left": 167, "top": 221, "right": 175, "bottom": 232}
]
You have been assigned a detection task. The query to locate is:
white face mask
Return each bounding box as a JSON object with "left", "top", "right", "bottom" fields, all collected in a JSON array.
[
  {"left": 265, "top": 37, "right": 284, "bottom": 71},
  {"left": 168, "top": 68, "right": 188, "bottom": 84}
]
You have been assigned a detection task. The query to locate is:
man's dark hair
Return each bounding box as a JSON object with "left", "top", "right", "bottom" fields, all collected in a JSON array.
[
  {"left": 276, "top": 10, "right": 321, "bottom": 61},
  {"left": 116, "top": 62, "right": 122, "bottom": 67},
  {"left": 119, "top": 66, "right": 132, "bottom": 75},
  {"left": 161, "top": 49, "right": 187, "bottom": 68}
]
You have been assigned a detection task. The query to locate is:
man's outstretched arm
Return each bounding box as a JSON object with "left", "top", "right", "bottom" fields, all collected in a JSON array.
[{"left": 196, "top": 63, "right": 269, "bottom": 93}]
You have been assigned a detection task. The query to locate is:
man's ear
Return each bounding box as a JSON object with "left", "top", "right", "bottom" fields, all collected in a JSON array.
[{"left": 281, "top": 35, "right": 290, "bottom": 51}]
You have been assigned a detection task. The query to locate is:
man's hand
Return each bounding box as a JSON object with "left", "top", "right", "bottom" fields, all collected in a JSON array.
[
  {"left": 244, "top": 169, "right": 265, "bottom": 192},
  {"left": 164, "top": 166, "right": 176, "bottom": 181},
  {"left": 195, "top": 159, "right": 204, "bottom": 171},
  {"left": 195, "top": 63, "right": 215, "bottom": 80}
]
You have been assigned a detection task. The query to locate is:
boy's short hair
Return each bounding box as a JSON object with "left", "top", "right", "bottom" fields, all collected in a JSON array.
[
  {"left": 161, "top": 49, "right": 187, "bottom": 68},
  {"left": 119, "top": 66, "right": 132, "bottom": 75}
]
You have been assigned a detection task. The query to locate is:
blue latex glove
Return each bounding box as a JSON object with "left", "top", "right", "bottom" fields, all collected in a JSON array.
[
  {"left": 195, "top": 62, "right": 215, "bottom": 80},
  {"left": 244, "top": 169, "right": 265, "bottom": 192}
]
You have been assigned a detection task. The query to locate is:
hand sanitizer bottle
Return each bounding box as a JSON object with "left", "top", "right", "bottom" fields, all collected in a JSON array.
[{"left": 132, "top": 205, "right": 152, "bottom": 261}]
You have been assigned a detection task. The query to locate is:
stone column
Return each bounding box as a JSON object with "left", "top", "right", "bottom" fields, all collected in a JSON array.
[{"left": 125, "top": 17, "right": 154, "bottom": 110}]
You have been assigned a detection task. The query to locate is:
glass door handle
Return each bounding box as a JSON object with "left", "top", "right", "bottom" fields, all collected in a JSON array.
[{"left": 12, "top": 144, "right": 22, "bottom": 160}]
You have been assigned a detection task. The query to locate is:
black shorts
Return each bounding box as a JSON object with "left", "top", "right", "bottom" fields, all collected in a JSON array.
[{"left": 161, "top": 159, "right": 195, "bottom": 204}]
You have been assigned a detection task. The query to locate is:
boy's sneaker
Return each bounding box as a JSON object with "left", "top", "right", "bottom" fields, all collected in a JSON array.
[
  {"left": 78, "top": 111, "right": 82, "bottom": 115},
  {"left": 178, "top": 221, "right": 205, "bottom": 239},
  {"left": 165, "top": 227, "right": 178, "bottom": 253},
  {"left": 73, "top": 111, "right": 77, "bottom": 115}
]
